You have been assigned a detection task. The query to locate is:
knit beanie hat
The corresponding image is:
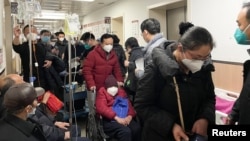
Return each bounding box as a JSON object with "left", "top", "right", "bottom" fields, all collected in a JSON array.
[{"left": 105, "top": 75, "right": 118, "bottom": 88}]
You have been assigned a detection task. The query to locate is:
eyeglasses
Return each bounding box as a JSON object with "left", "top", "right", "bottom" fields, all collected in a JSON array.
[{"left": 184, "top": 50, "right": 211, "bottom": 60}]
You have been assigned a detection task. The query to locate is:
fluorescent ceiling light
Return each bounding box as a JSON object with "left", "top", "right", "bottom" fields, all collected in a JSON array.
[
  {"left": 34, "top": 11, "right": 66, "bottom": 20},
  {"left": 34, "top": 20, "right": 58, "bottom": 23},
  {"left": 74, "top": 0, "right": 94, "bottom": 1}
]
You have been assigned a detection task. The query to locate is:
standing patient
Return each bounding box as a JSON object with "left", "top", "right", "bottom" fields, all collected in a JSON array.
[
  {"left": 134, "top": 26, "right": 215, "bottom": 141},
  {"left": 96, "top": 75, "right": 141, "bottom": 141}
]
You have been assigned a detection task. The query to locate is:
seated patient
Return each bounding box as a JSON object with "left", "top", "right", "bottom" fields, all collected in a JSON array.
[
  {"left": 30, "top": 91, "right": 90, "bottom": 141},
  {"left": 95, "top": 75, "right": 141, "bottom": 141},
  {"left": 0, "top": 83, "right": 46, "bottom": 141}
]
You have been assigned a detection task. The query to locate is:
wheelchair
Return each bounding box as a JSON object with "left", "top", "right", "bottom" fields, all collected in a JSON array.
[{"left": 85, "top": 90, "right": 117, "bottom": 141}]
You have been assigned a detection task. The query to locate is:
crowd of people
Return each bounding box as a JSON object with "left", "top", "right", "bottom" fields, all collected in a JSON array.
[{"left": 1, "top": 2, "right": 250, "bottom": 140}]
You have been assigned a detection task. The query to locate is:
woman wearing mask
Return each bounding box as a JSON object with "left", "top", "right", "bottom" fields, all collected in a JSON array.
[
  {"left": 134, "top": 26, "right": 215, "bottom": 141},
  {"left": 124, "top": 37, "right": 144, "bottom": 104},
  {"left": 83, "top": 33, "right": 124, "bottom": 91},
  {"left": 0, "top": 83, "right": 46, "bottom": 141},
  {"left": 96, "top": 75, "right": 141, "bottom": 141}
]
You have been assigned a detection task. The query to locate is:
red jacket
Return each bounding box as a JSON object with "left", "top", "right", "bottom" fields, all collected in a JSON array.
[
  {"left": 83, "top": 45, "right": 123, "bottom": 91},
  {"left": 95, "top": 87, "right": 136, "bottom": 120}
]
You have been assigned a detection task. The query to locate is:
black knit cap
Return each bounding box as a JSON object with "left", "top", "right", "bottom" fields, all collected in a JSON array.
[{"left": 105, "top": 75, "right": 118, "bottom": 88}]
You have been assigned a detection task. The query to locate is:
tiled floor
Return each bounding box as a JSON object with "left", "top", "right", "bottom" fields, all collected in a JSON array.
[{"left": 71, "top": 116, "right": 88, "bottom": 137}]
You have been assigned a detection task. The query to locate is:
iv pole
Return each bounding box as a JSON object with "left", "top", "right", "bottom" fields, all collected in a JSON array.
[
  {"left": 28, "top": 14, "right": 33, "bottom": 86},
  {"left": 68, "top": 34, "right": 73, "bottom": 141}
]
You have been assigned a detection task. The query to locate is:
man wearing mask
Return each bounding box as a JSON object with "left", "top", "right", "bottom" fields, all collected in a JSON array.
[
  {"left": 227, "top": 2, "right": 250, "bottom": 125},
  {"left": 83, "top": 33, "right": 124, "bottom": 91},
  {"left": 80, "top": 32, "right": 99, "bottom": 59},
  {"left": 55, "top": 31, "right": 68, "bottom": 59},
  {"left": 12, "top": 25, "right": 52, "bottom": 89},
  {"left": 39, "top": 29, "right": 52, "bottom": 52},
  {"left": 0, "top": 82, "right": 47, "bottom": 141}
]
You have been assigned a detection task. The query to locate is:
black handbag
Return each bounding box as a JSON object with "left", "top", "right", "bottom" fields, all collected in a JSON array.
[{"left": 173, "top": 77, "right": 208, "bottom": 141}]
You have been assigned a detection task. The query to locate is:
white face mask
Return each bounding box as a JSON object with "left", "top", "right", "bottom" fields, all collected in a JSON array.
[
  {"left": 28, "top": 107, "right": 36, "bottom": 117},
  {"left": 26, "top": 33, "right": 37, "bottom": 41},
  {"left": 59, "top": 37, "right": 64, "bottom": 42},
  {"left": 107, "top": 87, "right": 118, "bottom": 96},
  {"left": 182, "top": 52, "right": 204, "bottom": 73},
  {"left": 71, "top": 40, "right": 75, "bottom": 45},
  {"left": 103, "top": 45, "right": 113, "bottom": 52}
]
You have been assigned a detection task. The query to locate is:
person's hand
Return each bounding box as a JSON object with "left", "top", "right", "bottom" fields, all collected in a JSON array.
[
  {"left": 90, "top": 86, "right": 96, "bottom": 91},
  {"left": 41, "top": 92, "right": 50, "bottom": 104},
  {"left": 124, "top": 60, "right": 130, "bottom": 67},
  {"left": 13, "top": 25, "right": 21, "bottom": 38},
  {"left": 43, "top": 60, "right": 52, "bottom": 68},
  {"left": 55, "top": 121, "right": 69, "bottom": 130},
  {"left": 75, "top": 57, "right": 80, "bottom": 62},
  {"left": 64, "top": 131, "right": 70, "bottom": 140},
  {"left": 225, "top": 116, "right": 235, "bottom": 125},
  {"left": 78, "top": 69, "right": 82, "bottom": 75},
  {"left": 114, "top": 116, "right": 127, "bottom": 126},
  {"left": 124, "top": 115, "right": 132, "bottom": 125},
  {"left": 191, "top": 118, "right": 208, "bottom": 136},
  {"left": 117, "top": 81, "right": 124, "bottom": 87},
  {"left": 172, "top": 123, "right": 189, "bottom": 141}
]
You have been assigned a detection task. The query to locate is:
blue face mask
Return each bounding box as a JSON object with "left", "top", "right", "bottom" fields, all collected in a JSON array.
[
  {"left": 234, "top": 24, "right": 250, "bottom": 45},
  {"left": 41, "top": 36, "right": 50, "bottom": 43},
  {"left": 84, "top": 44, "right": 91, "bottom": 50}
]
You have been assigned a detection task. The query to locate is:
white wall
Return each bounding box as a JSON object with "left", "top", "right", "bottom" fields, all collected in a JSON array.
[
  {"left": 83, "top": 0, "right": 250, "bottom": 63},
  {"left": 190, "top": 0, "right": 248, "bottom": 63},
  {"left": 82, "top": 0, "right": 172, "bottom": 47}
]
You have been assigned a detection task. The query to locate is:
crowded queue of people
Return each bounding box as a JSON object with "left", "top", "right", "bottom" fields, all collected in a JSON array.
[{"left": 2, "top": 2, "right": 250, "bottom": 139}]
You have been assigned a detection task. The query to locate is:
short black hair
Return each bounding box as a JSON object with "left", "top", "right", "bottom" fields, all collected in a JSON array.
[
  {"left": 112, "top": 34, "right": 120, "bottom": 44},
  {"left": 22, "top": 24, "right": 35, "bottom": 32},
  {"left": 40, "top": 29, "right": 51, "bottom": 35},
  {"left": 179, "top": 22, "right": 194, "bottom": 36},
  {"left": 140, "top": 18, "right": 160, "bottom": 34},
  {"left": 125, "top": 37, "right": 139, "bottom": 49},
  {"left": 57, "top": 31, "right": 65, "bottom": 36},
  {"left": 100, "top": 33, "right": 113, "bottom": 43},
  {"left": 80, "top": 32, "right": 95, "bottom": 41}
]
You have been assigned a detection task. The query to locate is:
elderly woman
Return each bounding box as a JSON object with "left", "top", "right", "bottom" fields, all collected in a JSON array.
[{"left": 134, "top": 26, "right": 215, "bottom": 141}]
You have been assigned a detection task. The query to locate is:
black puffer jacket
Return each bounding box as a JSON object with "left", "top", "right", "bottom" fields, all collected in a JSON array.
[
  {"left": 134, "top": 44, "right": 215, "bottom": 141},
  {"left": 125, "top": 46, "right": 144, "bottom": 92},
  {"left": 229, "top": 60, "right": 250, "bottom": 124},
  {"left": 113, "top": 43, "right": 127, "bottom": 77},
  {"left": 29, "top": 104, "right": 65, "bottom": 141}
]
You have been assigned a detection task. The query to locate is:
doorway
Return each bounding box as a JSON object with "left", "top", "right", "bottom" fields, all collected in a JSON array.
[
  {"left": 148, "top": 0, "right": 187, "bottom": 40},
  {"left": 111, "top": 16, "right": 124, "bottom": 46}
]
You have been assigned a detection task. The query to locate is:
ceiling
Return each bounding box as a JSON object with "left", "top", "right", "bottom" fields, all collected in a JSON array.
[{"left": 28, "top": 0, "right": 120, "bottom": 31}]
